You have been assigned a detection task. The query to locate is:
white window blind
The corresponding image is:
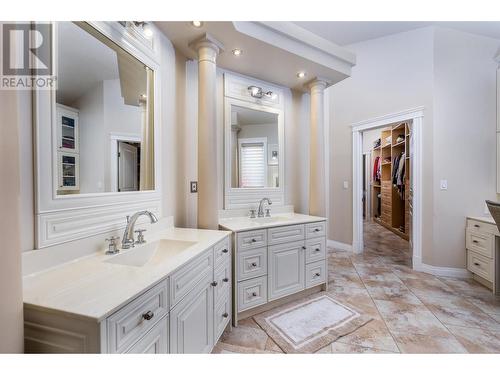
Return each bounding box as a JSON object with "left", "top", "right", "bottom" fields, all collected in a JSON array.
[{"left": 239, "top": 141, "right": 266, "bottom": 188}]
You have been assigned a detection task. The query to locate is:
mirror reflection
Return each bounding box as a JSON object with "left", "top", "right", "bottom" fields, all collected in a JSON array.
[
  {"left": 55, "top": 22, "right": 154, "bottom": 195},
  {"left": 230, "top": 105, "right": 279, "bottom": 188}
]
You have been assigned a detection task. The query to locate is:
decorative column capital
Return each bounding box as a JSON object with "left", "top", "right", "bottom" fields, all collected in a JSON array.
[
  {"left": 189, "top": 33, "right": 224, "bottom": 63},
  {"left": 305, "top": 77, "right": 330, "bottom": 94}
]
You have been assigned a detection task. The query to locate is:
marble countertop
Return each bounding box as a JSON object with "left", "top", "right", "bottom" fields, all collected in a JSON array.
[
  {"left": 23, "top": 227, "right": 230, "bottom": 322},
  {"left": 219, "top": 212, "right": 326, "bottom": 232},
  {"left": 467, "top": 216, "right": 495, "bottom": 225}
]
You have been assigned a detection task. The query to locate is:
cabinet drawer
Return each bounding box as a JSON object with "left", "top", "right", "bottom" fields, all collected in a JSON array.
[
  {"left": 214, "top": 294, "right": 231, "bottom": 342},
  {"left": 214, "top": 236, "right": 231, "bottom": 269},
  {"left": 268, "top": 224, "right": 305, "bottom": 245},
  {"left": 170, "top": 249, "right": 213, "bottom": 308},
  {"left": 238, "top": 276, "right": 268, "bottom": 312},
  {"left": 214, "top": 259, "right": 231, "bottom": 305},
  {"left": 107, "top": 279, "right": 169, "bottom": 353},
  {"left": 237, "top": 247, "right": 267, "bottom": 281},
  {"left": 237, "top": 229, "right": 267, "bottom": 251},
  {"left": 305, "top": 260, "right": 326, "bottom": 288},
  {"left": 467, "top": 219, "right": 499, "bottom": 236},
  {"left": 467, "top": 250, "right": 494, "bottom": 282},
  {"left": 126, "top": 316, "right": 169, "bottom": 354},
  {"left": 305, "top": 237, "right": 326, "bottom": 264},
  {"left": 305, "top": 222, "right": 326, "bottom": 239},
  {"left": 466, "top": 229, "right": 494, "bottom": 258}
]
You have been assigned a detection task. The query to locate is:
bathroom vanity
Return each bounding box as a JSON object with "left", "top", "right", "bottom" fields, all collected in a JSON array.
[
  {"left": 219, "top": 212, "right": 327, "bottom": 324},
  {"left": 23, "top": 227, "right": 232, "bottom": 353}
]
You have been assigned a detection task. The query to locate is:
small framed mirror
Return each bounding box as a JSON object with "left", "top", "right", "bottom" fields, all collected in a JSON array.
[{"left": 224, "top": 97, "right": 284, "bottom": 209}]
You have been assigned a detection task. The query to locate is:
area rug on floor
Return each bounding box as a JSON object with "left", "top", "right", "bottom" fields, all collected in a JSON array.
[{"left": 254, "top": 293, "right": 372, "bottom": 353}]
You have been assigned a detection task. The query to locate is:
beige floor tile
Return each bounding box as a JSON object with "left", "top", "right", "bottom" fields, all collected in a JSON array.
[
  {"left": 328, "top": 271, "right": 366, "bottom": 289},
  {"left": 491, "top": 314, "right": 500, "bottom": 324},
  {"left": 327, "top": 286, "right": 381, "bottom": 318},
  {"left": 391, "top": 331, "right": 467, "bottom": 353},
  {"left": 373, "top": 299, "right": 450, "bottom": 337},
  {"left": 220, "top": 324, "right": 269, "bottom": 350},
  {"left": 317, "top": 341, "right": 396, "bottom": 354},
  {"left": 468, "top": 294, "right": 500, "bottom": 316},
  {"left": 362, "top": 279, "right": 420, "bottom": 304},
  {"left": 337, "top": 319, "right": 400, "bottom": 353},
  {"left": 212, "top": 342, "right": 279, "bottom": 354},
  {"left": 237, "top": 317, "right": 261, "bottom": 330},
  {"left": 447, "top": 325, "right": 500, "bottom": 353},
  {"left": 265, "top": 337, "right": 283, "bottom": 353}
]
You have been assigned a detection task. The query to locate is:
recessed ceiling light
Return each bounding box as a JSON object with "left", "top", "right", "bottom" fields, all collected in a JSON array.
[
  {"left": 232, "top": 48, "right": 243, "bottom": 56},
  {"left": 191, "top": 21, "right": 203, "bottom": 28},
  {"left": 297, "top": 71, "right": 306, "bottom": 79},
  {"left": 142, "top": 23, "right": 153, "bottom": 38}
]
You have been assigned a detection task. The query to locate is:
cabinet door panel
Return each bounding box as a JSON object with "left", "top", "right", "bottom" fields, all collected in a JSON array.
[
  {"left": 126, "top": 316, "right": 169, "bottom": 354},
  {"left": 169, "top": 275, "right": 214, "bottom": 354},
  {"left": 268, "top": 241, "right": 305, "bottom": 301}
]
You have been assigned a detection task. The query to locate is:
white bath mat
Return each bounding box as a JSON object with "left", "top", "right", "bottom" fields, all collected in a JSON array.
[{"left": 254, "top": 293, "right": 372, "bottom": 353}]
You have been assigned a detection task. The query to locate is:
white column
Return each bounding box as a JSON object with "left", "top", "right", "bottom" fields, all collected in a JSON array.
[
  {"left": 189, "top": 34, "right": 223, "bottom": 229},
  {"left": 308, "top": 79, "right": 328, "bottom": 217}
]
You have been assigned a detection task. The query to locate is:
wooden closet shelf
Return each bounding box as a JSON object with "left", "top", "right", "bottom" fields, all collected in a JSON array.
[
  {"left": 382, "top": 144, "right": 391, "bottom": 149},
  {"left": 382, "top": 161, "right": 391, "bottom": 165},
  {"left": 393, "top": 122, "right": 406, "bottom": 131},
  {"left": 392, "top": 140, "right": 405, "bottom": 148},
  {"left": 372, "top": 184, "right": 381, "bottom": 188}
]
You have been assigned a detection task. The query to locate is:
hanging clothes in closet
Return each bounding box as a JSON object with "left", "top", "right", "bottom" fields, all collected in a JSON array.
[
  {"left": 373, "top": 156, "right": 381, "bottom": 182},
  {"left": 392, "top": 152, "right": 405, "bottom": 197}
]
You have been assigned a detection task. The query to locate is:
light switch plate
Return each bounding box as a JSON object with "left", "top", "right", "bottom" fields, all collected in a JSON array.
[
  {"left": 440, "top": 180, "right": 448, "bottom": 190},
  {"left": 190, "top": 181, "right": 198, "bottom": 193},
  {"left": 343, "top": 181, "right": 349, "bottom": 189}
]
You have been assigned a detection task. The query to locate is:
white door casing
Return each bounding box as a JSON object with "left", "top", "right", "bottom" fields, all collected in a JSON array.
[{"left": 118, "top": 142, "right": 138, "bottom": 192}]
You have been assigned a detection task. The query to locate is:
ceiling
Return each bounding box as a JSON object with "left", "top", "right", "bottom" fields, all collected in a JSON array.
[
  {"left": 294, "top": 21, "right": 500, "bottom": 46},
  {"left": 155, "top": 21, "right": 355, "bottom": 91}
]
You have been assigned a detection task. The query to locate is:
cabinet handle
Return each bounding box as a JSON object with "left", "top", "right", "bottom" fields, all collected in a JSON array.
[
  {"left": 302, "top": 246, "right": 306, "bottom": 250},
  {"left": 315, "top": 272, "right": 321, "bottom": 277},
  {"left": 315, "top": 248, "right": 321, "bottom": 252},
  {"left": 472, "top": 240, "right": 479, "bottom": 244},
  {"left": 251, "top": 262, "right": 257, "bottom": 267},
  {"left": 251, "top": 292, "right": 257, "bottom": 297},
  {"left": 314, "top": 228, "right": 320, "bottom": 232},
  {"left": 474, "top": 224, "right": 480, "bottom": 228},
  {"left": 251, "top": 238, "right": 257, "bottom": 243},
  {"left": 142, "top": 311, "right": 154, "bottom": 321},
  {"left": 222, "top": 248, "right": 228, "bottom": 253},
  {"left": 473, "top": 262, "right": 480, "bottom": 266},
  {"left": 211, "top": 281, "right": 218, "bottom": 287},
  {"left": 223, "top": 277, "right": 229, "bottom": 282},
  {"left": 222, "top": 312, "right": 229, "bottom": 318}
]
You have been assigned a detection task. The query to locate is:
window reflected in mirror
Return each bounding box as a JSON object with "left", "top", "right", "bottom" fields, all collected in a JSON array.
[
  {"left": 55, "top": 22, "right": 154, "bottom": 195},
  {"left": 230, "top": 105, "right": 279, "bottom": 189}
]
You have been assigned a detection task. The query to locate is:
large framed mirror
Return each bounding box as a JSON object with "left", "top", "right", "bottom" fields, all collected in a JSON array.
[
  {"left": 224, "top": 93, "right": 285, "bottom": 209},
  {"left": 34, "top": 22, "right": 161, "bottom": 248}
]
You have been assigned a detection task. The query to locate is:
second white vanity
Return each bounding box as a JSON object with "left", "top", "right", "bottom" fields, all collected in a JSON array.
[{"left": 220, "top": 210, "right": 327, "bottom": 324}]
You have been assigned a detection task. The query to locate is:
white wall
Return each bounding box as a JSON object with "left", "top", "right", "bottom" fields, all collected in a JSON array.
[{"left": 328, "top": 26, "right": 499, "bottom": 269}]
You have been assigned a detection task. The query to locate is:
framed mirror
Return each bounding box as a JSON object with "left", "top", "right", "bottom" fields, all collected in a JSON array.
[
  {"left": 34, "top": 22, "right": 161, "bottom": 248},
  {"left": 224, "top": 96, "right": 284, "bottom": 209}
]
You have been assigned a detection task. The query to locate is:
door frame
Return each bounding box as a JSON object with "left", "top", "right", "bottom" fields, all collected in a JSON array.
[
  {"left": 351, "top": 107, "right": 424, "bottom": 270},
  {"left": 109, "top": 133, "right": 142, "bottom": 192},
  {"left": 363, "top": 151, "right": 371, "bottom": 220}
]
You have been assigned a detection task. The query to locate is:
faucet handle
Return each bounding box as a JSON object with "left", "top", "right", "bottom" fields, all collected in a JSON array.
[
  {"left": 265, "top": 208, "right": 271, "bottom": 217},
  {"left": 105, "top": 236, "right": 120, "bottom": 255},
  {"left": 134, "top": 229, "right": 147, "bottom": 244},
  {"left": 249, "top": 209, "right": 256, "bottom": 219}
]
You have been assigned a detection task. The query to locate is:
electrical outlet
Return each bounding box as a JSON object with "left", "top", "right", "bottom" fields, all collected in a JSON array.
[
  {"left": 440, "top": 180, "right": 448, "bottom": 190},
  {"left": 190, "top": 181, "right": 198, "bottom": 193}
]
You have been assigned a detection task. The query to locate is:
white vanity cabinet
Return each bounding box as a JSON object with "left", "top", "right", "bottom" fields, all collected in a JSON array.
[
  {"left": 24, "top": 236, "right": 232, "bottom": 353},
  {"left": 229, "top": 219, "right": 327, "bottom": 324}
]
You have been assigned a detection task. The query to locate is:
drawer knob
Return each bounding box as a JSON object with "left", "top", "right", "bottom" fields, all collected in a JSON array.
[
  {"left": 251, "top": 292, "right": 257, "bottom": 297},
  {"left": 222, "top": 248, "right": 229, "bottom": 253},
  {"left": 222, "top": 312, "right": 229, "bottom": 318},
  {"left": 223, "top": 277, "right": 229, "bottom": 282},
  {"left": 474, "top": 224, "right": 480, "bottom": 228},
  {"left": 211, "top": 281, "right": 218, "bottom": 287},
  {"left": 315, "top": 272, "right": 321, "bottom": 277},
  {"left": 314, "top": 228, "right": 320, "bottom": 232},
  {"left": 302, "top": 246, "right": 306, "bottom": 250},
  {"left": 473, "top": 262, "right": 480, "bottom": 266},
  {"left": 251, "top": 262, "right": 257, "bottom": 267},
  {"left": 472, "top": 240, "right": 479, "bottom": 244},
  {"left": 315, "top": 248, "right": 320, "bottom": 252},
  {"left": 251, "top": 238, "right": 257, "bottom": 243},
  {"left": 142, "top": 311, "right": 154, "bottom": 321}
]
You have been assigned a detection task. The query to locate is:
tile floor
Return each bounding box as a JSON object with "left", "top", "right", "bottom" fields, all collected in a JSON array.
[{"left": 212, "top": 221, "right": 500, "bottom": 353}]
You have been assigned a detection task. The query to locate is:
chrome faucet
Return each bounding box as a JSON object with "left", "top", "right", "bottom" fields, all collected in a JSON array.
[
  {"left": 122, "top": 210, "right": 158, "bottom": 249},
  {"left": 257, "top": 198, "right": 272, "bottom": 218}
]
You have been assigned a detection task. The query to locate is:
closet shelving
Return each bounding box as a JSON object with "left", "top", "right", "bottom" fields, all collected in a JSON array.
[{"left": 371, "top": 121, "right": 412, "bottom": 241}]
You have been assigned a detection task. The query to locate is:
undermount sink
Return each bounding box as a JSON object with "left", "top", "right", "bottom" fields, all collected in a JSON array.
[
  {"left": 250, "top": 216, "right": 292, "bottom": 224},
  {"left": 104, "top": 239, "right": 197, "bottom": 267}
]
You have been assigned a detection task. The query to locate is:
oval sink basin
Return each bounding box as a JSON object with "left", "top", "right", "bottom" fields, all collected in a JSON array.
[
  {"left": 250, "top": 216, "right": 292, "bottom": 224},
  {"left": 104, "top": 239, "right": 197, "bottom": 267}
]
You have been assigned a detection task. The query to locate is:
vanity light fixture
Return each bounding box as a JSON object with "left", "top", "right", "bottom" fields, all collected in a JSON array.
[
  {"left": 133, "top": 21, "right": 153, "bottom": 38},
  {"left": 191, "top": 21, "right": 203, "bottom": 28},
  {"left": 247, "top": 85, "right": 277, "bottom": 100},
  {"left": 232, "top": 48, "right": 243, "bottom": 56},
  {"left": 297, "top": 71, "right": 307, "bottom": 79}
]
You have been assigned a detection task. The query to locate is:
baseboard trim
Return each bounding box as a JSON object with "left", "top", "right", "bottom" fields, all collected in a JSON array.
[
  {"left": 413, "top": 256, "right": 471, "bottom": 279},
  {"left": 327, "top": 240, "right": 353, "bottom": 252}
]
